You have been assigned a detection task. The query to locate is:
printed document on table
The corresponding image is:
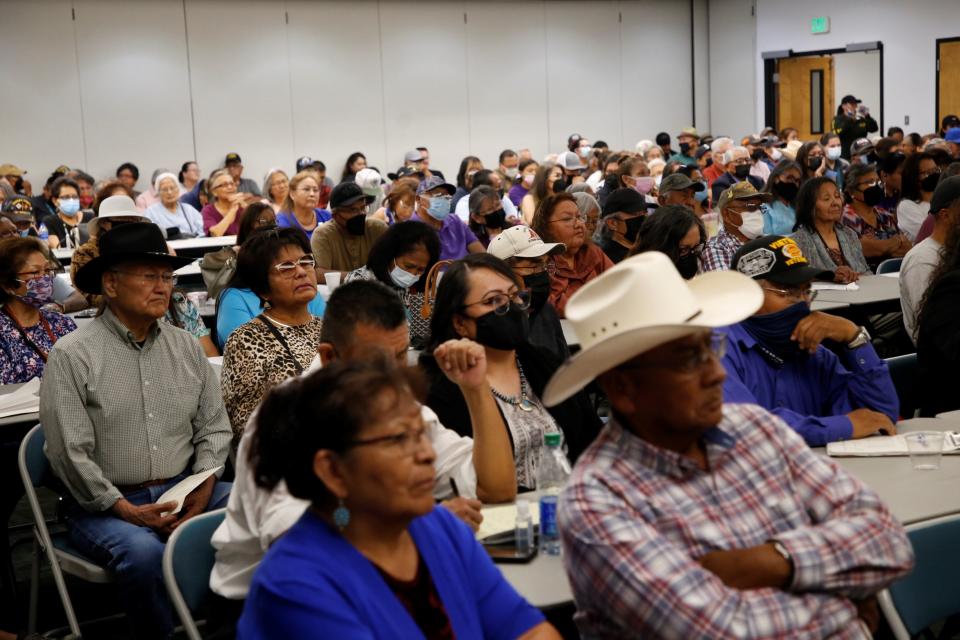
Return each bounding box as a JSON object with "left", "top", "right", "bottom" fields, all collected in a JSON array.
[
  {"left": 157, "top": 467, "right": 222, "bottom": 516},
  {"left": 0, "top": 378, "right": 41, "bottom": 418},
  {"left": 811, "top": 282, "right": 860, "bottom": 291},
  {"left": 827, "top": 432, "right": 960, "bottom": 457}
]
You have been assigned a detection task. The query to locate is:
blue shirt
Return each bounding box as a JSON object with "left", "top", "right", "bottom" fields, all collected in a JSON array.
[
  {"left": 719, "top": 322, "right": 899, "bottom": 446},
  {"left": 761, "top": 200, "right": 797, "bottom": 236},
  {"left": 238, "top": 507, "right": 544, "bottom": 640},
  {"left": 216, "top": 287, "right": 326, "bottom": 350},
  {"left": 276, "top": 209, "right": 332, "bottom": 240}
]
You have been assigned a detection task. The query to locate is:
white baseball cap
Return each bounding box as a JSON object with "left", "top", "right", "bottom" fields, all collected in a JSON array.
[
  {"left": 354, "top": 168, "right": 383, "bottom": 197},
  {"left": 487, "top": 225, "right": 565, "bottom": 261}
]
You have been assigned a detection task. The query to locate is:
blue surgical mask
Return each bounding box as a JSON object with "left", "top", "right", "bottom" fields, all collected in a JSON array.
[
  {"left": 59, "top": 198, "right": 80, "bottom": 215},
  {"left": 389, "top": 263, "right": 420, "bottom": 289},
  {"left": 694, "top": 185, "right": 709, "bottom": 202},
  {"left": 19, "top": 230, "right": 29, "bottom": 237},
  {"left": 426, "top": 196, "right": 451, "bottom": 221}
]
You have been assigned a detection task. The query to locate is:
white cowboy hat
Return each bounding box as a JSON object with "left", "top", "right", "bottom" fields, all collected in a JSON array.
[
  {"left": 542, "top": 251, "right": 763, "bottom": 407},
  {"left": 89, "top": 195, "right": 147, "bottom": 236}
]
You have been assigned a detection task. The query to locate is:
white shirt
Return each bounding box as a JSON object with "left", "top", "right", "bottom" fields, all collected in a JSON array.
[
  {"left": 750, "top": 160, "right": 770, "bottom": 183},
  {"left": 897, "top": 199, "right": 930, "bottom": 242},
  {"left": 585, "top": 170, "right": 604, "bottom": 192},
  {"left": 209, "top": 359, "right": 477, "bottom": 599},
  {"left": 454, "top": 193, "right": 519, "bottom": 223},
  {"left": 899, "top": 237, "right": 942, "bottom": 344}
]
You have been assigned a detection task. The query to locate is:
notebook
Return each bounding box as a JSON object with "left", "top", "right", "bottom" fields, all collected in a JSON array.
[
  {"left": 0, "top": 378, "right": 41, "bottom": 419},
  {"left": 826, "top": 432, "right": 960, "bottom": 457},
  {"left": 477, "top": 501, "right": 541, "bottom": 543}
]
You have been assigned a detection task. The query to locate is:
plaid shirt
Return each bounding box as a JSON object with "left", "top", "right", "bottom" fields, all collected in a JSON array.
[
  {"left": 558, "top": 403, "right": 913, "bottom": 639},
  {"left": 700, "top": 228, "right": 744, "bottom": 272}
]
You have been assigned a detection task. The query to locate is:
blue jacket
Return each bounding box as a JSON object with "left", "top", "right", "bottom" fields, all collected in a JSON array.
[
  {"left": 720, "top": 322, "right": 899, "bottom": 446},
  {"left": 216, "top": 287, "right": 326, "bottom": 350},
  {"left": 239, "top": 507, "right": 544, "bottom": 640}
]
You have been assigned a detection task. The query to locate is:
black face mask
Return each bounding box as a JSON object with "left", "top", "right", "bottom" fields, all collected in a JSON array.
[
  {"left": 921, "top": 172, "right": 941, "bottom": 192},
  {"left": 808, "top": 157, "right": 823, "bottom": 171},
  {"left": 773, "top": 181, "right": 799, "bottom": 202},
  {"left": 679, "top": 142, "right": 691, "bottom": 156},
  {"left": 751, "top": 148, "right": 766, "bottom": 162},
  {"left": 13, "top": 177, "right": 24, "bottom": 193},
  {"left": 483, "top": 209, "right": 507, "bottom": 229},
  {"left": 523, "top": 272, "right": 551, "bottom": 314},
  {"left": 676, "top": 253, "right": 699, "bottom": 279},
  {"left": 473, "top": 303, "right": 530, "bottom": 351},
  {"left": 623, "top": 216, "right": 643, "bottom": 243},
  {"left": 345, "top": 214, "right": 366, "bottom": 236},
  {"left": 552, "top": 178, "right": 567, "bottom": 193},
  {"left": 605, "top": 172, "right": 619, "bottom": 187},
  {"left": 861, "top": 184, "right": 884, "bottom": 207},
  {"left": 703, "top": 158, "right": 713, "bottom": 168},
  {"left": 733, "top": 164, "right": 751, "bottom": 180}
]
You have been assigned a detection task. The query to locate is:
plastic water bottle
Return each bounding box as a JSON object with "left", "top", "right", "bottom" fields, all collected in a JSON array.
[
  {"left": 537, "top": 432, "right": 571, "bottom": 556},
  {"left": 38, "top": 223, "right": 49, "bottom": 241},
  {"left": 514, "top": 498, "right": 534, "bottom": 556}
]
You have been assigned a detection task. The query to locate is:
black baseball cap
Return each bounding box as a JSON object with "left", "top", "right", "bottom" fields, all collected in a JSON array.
[
  {"left": 296, "top": 156, "right": 324, "bottom": 173},
  {"left": 840, "top": 94, "right": 862, "bottom": 105},
  {"left": 732, "top": 235, "right": 831, "bottom": 285},
  {"left": 329, "top": 182, "right": 374, "bottom": 209},
  {"left": 601, "top": 188, "right": 646, "bottom": 218},
  {"left": 931, "top": 176, "right": 960, "bottom": 215},
  {"left": 224, "top": 152, "right": 242, "bottom": 165},
  {"left": 655, "top": 132, "right": 671, "bottom": 146}
]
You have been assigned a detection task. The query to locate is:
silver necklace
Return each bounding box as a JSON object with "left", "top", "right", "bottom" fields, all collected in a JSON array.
[{"left": 490, "top": 358, "right": 536, "bottom": 412}]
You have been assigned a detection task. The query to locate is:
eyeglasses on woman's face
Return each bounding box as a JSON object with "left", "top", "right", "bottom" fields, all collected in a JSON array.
[
  {"left": 271, "top": 255, "right": 316, "bottom": 277},
  {"left": 461, "top": 288, "right": 531, "bottom": 316}
]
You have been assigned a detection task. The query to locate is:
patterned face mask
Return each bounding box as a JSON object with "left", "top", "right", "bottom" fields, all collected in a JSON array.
[{"left": 17, "top": 274, "right": 55, "bottom": 308}]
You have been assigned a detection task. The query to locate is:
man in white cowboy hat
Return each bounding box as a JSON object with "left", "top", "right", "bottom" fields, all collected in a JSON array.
[
  {"left": 545, "top": 252, "right": 913, "bottom": 639},
  {"left": 487, "top": 225, "right": 568, "bottom": 360},
  {"left": 41, "top": 221, "right": 232, "bottom": 639}
]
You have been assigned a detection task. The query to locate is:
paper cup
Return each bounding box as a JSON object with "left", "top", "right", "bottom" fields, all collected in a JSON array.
[
  {"left": 324, "top": 272, "right": 342, "bottom": 291},
  {"left": 905, "top": 431, "right": 945, "bottom": 470}
]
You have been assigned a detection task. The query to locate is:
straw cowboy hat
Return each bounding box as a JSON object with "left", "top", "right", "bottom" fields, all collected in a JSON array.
[{"left": 542, "top": 251, "right": 763, "bottom": 406}]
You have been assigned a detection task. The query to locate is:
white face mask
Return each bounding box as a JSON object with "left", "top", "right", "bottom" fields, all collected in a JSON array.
[
  {"left": 770, "top": 148, "right": 783, "bottom": 162},
  {"left": 738, "top": 210, "right": 765, "bottom": 239},
  {"left": 826, "top": 147, "right": 842, "bottom": 161},
  {"left": 504, "top": 167, "right": 518, "bottom": 180}
]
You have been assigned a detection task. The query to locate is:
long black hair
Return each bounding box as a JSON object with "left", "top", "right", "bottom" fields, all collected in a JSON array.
[
  {"left": 341, "top": 152, "right": 366, "bottom": 182},
  {"left": 901, "top": 151, "right": 937, "bottom": 203},
  {"left": 456, "top": 156, "right": 482, "bottom": 189},
  {"left": 365, "top": 221, "right": 440, "bottom": 292},
  {"left": 793, "top": 176, "right": 837, "bottom": 232},
  {"left": 632, "top": 205, "right": 704, "bottom": 263},
  {"left": 763, "top": 160, "right": 802, "bottom": 205}
]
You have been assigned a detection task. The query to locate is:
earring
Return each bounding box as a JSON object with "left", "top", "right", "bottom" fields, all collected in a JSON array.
[
  {"left": 333, "top": 498, "right": 350, "bottom": 531},
  {"left": 262, "top": 298, "right": 272, "bottom": 310}
]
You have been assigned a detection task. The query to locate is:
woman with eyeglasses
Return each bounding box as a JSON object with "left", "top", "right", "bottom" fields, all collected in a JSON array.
[
  {"left": 221, "top": 227, "right": 324, "bottom": 441},
  {"left": 632, "top": 205, "right": 707, "bottom": 280},
  {"left": 238, "top": 356, "right": 560, "bottom": 639},
  {"left": 420, "top": 254, "right": 601, "bottom": 490},
  {"left": 144, "top": 172, "right": 205, "bottom": 238},
  {"left": 791, "top": 177, "right": 870, "bottom": 283},
  {"left": 345, "top": 221, "right": 440, "bottom": 349},
  {"left": 0, "top": 236, "right": 77, "bottom": 383},
  {"left": 262, "top": 168, "right": 289, "bottom": 214},
  {"left": 276, "top": 171, "right": 332, "bottom": 240},
  {"left": 841, "top": 163, "right": 911, "bottom": 271},
  {"left": 532, "top": 192, "right": 613, "bottom": 318},
  {"left": 897, "top": 151, "right": 940, "bottom": 242},
  {"left": 202, "top": 169, "right": 245, "bottom": 237}
]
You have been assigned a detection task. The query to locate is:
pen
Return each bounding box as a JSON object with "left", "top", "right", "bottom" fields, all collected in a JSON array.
[{"left": 449, "top": 478, "right": 460, "bottom": 498}]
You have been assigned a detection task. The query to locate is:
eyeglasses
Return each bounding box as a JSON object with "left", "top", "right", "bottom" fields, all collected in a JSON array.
[
  {"left": 462, "top": 289, "right": 532, "bottom": 315},
  {"left": 617, "top": 332, "right": 727, "bottom": 374},
  {"left": 548, "top": 213, "right": 586, "bottom": 226},
  {"left": 509, "top": 261, "right": 557, "bottom": 277},
  {"left": 857, "top": 180, "right": 880, "bottom": 191},
  {"left": 111, "top": 270, "right": 178, "bottom": 287},
  {"left": 272, "top": 255, "right": 316, "bottom": 276},
  {"left": 15, "top": 267, "right": 57, "bottom": 282},
  {"left": 157, "top": 186, "right": 180, "bottom": 194},
  {"left": 211, "top": 181, "right": 235, "bottom": 191},
  {"left": 678, "top": 243, "right": 705, "bottom": 258},
  {"left": 347, "top": 424, "right": 430, "bottom": 457},
  {"left": 761, "top": 286, "right": 818, "bottom": 303},
  {"left": 339, "top": 204, "right": 368, "bottom": 216}
]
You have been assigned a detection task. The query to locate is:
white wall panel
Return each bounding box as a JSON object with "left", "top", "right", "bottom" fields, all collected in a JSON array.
[
  {"left": 379, "top": 1, "right": 470, "bottom": 182},
  {"left": 0, "top": 0, "right": 86, "bottom": 183},
  {"left": 286, "top": 0, "right": 387, "bottom": 181},
  {"left": 184, "top": 0, "right": 293, "bottom": 190},
  {"left": 621, "top": 0, "right": 694, "bottom": 148},
  {"left": 833, "top": 50, "right": 881, "bottom": 129},
  {"left": 74, "top": 0, "right": 195, "bottom": 190},
  {"left": 464, "top": 1, "right": 549, "bottom": 168},
  {"left": 708, "top": 0, "right": 756, "bottom": 138},
  {"left": 545, "top": 2, "right": 621, "bottom": 153}
]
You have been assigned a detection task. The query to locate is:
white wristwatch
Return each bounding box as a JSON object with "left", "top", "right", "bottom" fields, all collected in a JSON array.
[{"left": 846, "top": 326, "right": 871, "bottom": 350}]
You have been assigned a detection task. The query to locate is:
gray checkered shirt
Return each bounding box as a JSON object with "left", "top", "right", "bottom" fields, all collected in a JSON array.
[{"left": 40, "top": 306, "right": 231, "bottom": 512}]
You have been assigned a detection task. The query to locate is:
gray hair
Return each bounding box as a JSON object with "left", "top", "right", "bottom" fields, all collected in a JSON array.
[
  {"left": 722, "top": 145, "right": 749, "bottom": 165},
  {"left": 468, "top": 185, "right": 498, "bottom": 215},
  {"left": 711, "top": 137, "right": 734, "bottom": 155}
]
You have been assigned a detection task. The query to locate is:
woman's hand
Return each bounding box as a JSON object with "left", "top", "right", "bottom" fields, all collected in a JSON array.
[
  {"left": 434, "top": 339, "right": 488, "bottom": 391},
  {"left": 833, "top": 266, "right": 859, "bottom": 283}
]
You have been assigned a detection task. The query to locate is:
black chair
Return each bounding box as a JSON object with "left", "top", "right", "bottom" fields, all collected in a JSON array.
[{"left": 885, "top": 353, "right": 918, "bottom": 419}]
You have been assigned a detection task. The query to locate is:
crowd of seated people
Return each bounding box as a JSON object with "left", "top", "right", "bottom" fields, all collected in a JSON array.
[{"left": 6, "top": 112, "right": 960, "bottom": 638}]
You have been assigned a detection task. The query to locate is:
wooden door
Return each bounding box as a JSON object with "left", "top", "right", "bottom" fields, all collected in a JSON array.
[
  {"left": 938, "top": 40, "right": 960, "bottom": 128},
  {"left": 777, "top": 55, "right": 834, "bottom": 141}
]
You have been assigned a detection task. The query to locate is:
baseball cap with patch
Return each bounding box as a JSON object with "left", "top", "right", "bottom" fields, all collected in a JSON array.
[
  {"left": 416, "top": 175, "right": 455, "bottom": 196},
  {"left": 1, "top": 196, "right": 34, "bottom": 223},
  {"left": 224, "top": 152, "right": 242, "bottom": 165},
  {"left": 717, "top": 181, "right": 772, "bottom": 211},
  {"left": 659, "top": 173, "right": 706, "bottom": 194},
  {"left": 296, "top": 156, "right": 324, "bottom": 173},
  {"left": 732, "top": 235, "right": 831, "bottom": 285},
  {"left": 487, "top": 225, "right": 565, "bottom": 260},
  {"left": 850, "top": 138, "right": 874, "bottom": 156}
]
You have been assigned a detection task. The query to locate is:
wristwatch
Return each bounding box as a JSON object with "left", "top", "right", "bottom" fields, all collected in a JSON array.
[{"left": 846, "top": 326, "right": 871, "bottom": 350}]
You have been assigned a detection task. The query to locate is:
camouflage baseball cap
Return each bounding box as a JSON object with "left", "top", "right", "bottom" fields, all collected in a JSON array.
[
  {"left": 659, "top": 173, "right": 705, "bottom": 194},
  {"left": 717, "top": 181, "right": 772, "bottom": 211},
  {"left": 416, "top": 175, "right": 455, "bottom": 196}
]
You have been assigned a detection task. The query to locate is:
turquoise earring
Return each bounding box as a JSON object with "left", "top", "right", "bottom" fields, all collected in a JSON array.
[{"left": 333, "top": 498, "right": 350, "bottom": 531}]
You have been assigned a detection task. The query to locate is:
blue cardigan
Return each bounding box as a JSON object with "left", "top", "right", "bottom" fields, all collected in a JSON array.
[
  {"left": 238, "top": 507, "right": 544, "bottom": 640},
  {"left": 216, "top": 287, "right": 326, "bottom": 350}
]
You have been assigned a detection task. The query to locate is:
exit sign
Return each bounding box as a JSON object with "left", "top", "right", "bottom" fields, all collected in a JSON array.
[{"left": 811, "top": 16, "right": 830, "bottom": 34}]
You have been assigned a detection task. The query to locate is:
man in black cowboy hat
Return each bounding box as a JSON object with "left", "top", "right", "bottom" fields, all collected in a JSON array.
[{"left": 40, "top": 222, "right": 232, "bottom": 639}]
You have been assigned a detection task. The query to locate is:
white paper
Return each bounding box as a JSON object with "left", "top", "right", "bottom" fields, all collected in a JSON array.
[
  {"left": 879, "top": 272, "right": 900, "bottom": 279},
  {"left": 0, "top": 378, "right": 41, "bottom": 418},
  {"left": 157, "top": 467, "right": 222, "bottom": 516},
  {"left": 826, "top": 432, "right": 960, "bottom": 457},
  {"left": 811, "top": 282, "right": 860, "bottom": 291},
  {"left": 476, "top": 503, "right": 540, "bottom": 541}
]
